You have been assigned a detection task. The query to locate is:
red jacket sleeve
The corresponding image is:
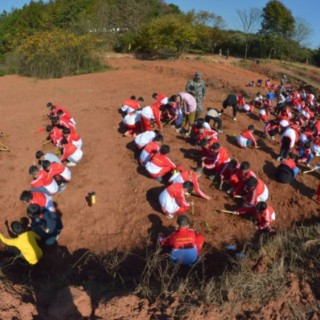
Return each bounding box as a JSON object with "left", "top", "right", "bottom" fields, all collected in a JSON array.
[
  {"left": 192, "top": 173, "right": 207, "bottom": 199},
  {"left": 31, "top": 172, "right": 46, "bottom": 188},
  {"left": 152, "top": 105, "right": 162, "bottom": 130},
  {"left": 264, "top": 123, "right": 271, "bottom": 137},
  {"left": 243, "top": 130, "right": 257, "bottom": 146},
  {"left": 238, "top": 206, "right": 256, "bottom": 215},
  {"left": 206, "top": 149, "right": 224, "bottom": 169},
  {"left": 159, "top": 232, "right": 175, "bottom": 247},
  {"left": 163, "top": 156, "right": 176, "bottom": 171},
  {"left": 175, "top": 186, "right": 190, "bottom": 208},
  {"left": 60, "top": 146, "right": 70, "bottom": 162}
]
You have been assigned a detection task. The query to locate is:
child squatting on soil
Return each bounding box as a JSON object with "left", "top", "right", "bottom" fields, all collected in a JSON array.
[{"left": 158, "top": 215, "right": 204, "bottom": 265}]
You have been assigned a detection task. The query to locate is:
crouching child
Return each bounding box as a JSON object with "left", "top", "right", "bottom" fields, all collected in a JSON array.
[{"left": 158, "top": 215, "right": 204, "bottom": 265}]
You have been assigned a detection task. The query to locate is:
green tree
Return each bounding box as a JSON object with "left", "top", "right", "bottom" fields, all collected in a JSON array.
[
  {"left": 260, "top": 0, "right": 295, "bottom": 59},
  {"left": 313, "top": 46, "right": 320, "bottom": 67},
  {"left": 194, "top": 10, "right": 227, "bottom": 54},
  {"left": 137, "top": 13, "right": 197, "bottom": 57},
  {"left": 167, "top": 4, "right": 181, "bottom": 15},
  {"left": 0, "top": 1, "right": 49, "bottom": 57},
  {"left": 52, "top": 0, "right": 98, "bottom": 29}
]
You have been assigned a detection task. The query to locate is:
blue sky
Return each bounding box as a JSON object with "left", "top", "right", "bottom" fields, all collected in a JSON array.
[
  {"left": 169, "top": 0, "right": 319, "bottom": 49},
  {"left": 0, "top": 0, "right": 318, "bottom": 49}
]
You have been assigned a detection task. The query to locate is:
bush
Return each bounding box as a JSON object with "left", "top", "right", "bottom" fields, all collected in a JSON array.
[{"left": 6, "top": 30, "right": 105, "bottom": 79}]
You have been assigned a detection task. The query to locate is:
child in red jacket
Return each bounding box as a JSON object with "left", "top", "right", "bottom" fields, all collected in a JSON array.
[
  {"left": 158, "top": 182, "right": 194, "bottom": 218},
  {"left": 237, "top": 125, "right": 257, "bottom": 149},
  {"left": 233, "top": 202, "right": 275, "bottom": 232},
  {"left": 202, "top": 142, "right": 230, "bottom": 177},
  {"left": 145, "top": 145, "right": 176, "bottom": 182},
  {"left": 158, "top": 215, "right": 204, "bottom": 265},
  {"left": 219, "top": 160, "right": 240, "bottom": 190},
  {"left": 139, "top": 135, "right": 163, "bottom": 165},
  {"left": 228, "top": 161, "right": 256, "bottom": 195},
  {"left": 259, "top": 106, "right": 269, "bottom": 123}
]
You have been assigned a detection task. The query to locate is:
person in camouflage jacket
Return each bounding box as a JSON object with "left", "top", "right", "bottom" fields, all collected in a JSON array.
[{"left": 185, "top": 72, "right": 206, "bottom": 118}]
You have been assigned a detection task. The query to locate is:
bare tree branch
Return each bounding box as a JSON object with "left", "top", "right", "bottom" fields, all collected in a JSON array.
[
  {"left": 292, "top": 17, "right": 313, "bottom": 47},
  {"left": 236, "top": 7, "right": 261, "bottom": 60}
]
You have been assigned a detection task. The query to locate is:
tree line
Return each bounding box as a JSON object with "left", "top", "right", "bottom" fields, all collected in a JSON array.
[{"left": 0, "top": 0, "right": 319, "bottom": 78}]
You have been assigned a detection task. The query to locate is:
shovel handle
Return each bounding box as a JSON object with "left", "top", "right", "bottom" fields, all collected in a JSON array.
[{"left": 218, "top": 209, "right": 236, "bottom": 214}]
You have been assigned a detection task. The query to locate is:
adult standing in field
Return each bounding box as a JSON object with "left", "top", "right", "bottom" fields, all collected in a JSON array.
[
  {"left": 225, "top": 49, "right": 229, "bottom": 59},
  {"left": 279, "top": 75, "right": 287, "bottom": 94},
  {"left": 185, "top": 72, "right": 206, "bottom": 118},
  {"left": 170, "top": 93, "right": 197, "bottom": 135}
]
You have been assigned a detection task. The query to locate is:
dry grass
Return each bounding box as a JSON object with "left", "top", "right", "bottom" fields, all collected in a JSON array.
[{"left": 1, "top": 224, "right": 320, "bottom": 319}]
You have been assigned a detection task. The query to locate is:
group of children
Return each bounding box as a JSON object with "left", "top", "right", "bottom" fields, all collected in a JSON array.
[
  {"left": 120, "top": 87, "right": 281, "bottom": 265},
  {"left": 0, "top": 103, "right": 83, "bottom": 266},
  {"left": 121, "top": 71, "right": 320, "bottom": 264},
  {"left": 247, "top": 78, "right": 271, "bottom": 88},
  {"left": 236, "top": 81, "right": 320, "bottom": 197}
]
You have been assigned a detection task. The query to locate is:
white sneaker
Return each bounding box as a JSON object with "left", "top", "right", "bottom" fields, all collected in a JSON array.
[
  {"left": 306, "top": 163, "right": 310, "bottom": 168},
  {"left": 233, "top": 117, "right": 236, "bottom": 121},
  {"left": 276, "top": 157, "right": 281, "bottom": 161},
  {"left": 227, "top": 187, "right": 234, "bottom": 195},
  {"left": 166, "top": 214, "right": 174, "bottom": 219},
  {"left": 176, "top": 128, "right": 186, "bottom": 133},
  {"left": 67, "top": 162, "right": 77, "bottom": 167}
]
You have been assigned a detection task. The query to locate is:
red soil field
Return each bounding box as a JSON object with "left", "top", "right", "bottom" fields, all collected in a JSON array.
[
  {"left": 1, "top": 54, "right": 318, "bottom": 254},
  {"left": 0, "top": 54, "right": 319, "bottom": 319}
]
